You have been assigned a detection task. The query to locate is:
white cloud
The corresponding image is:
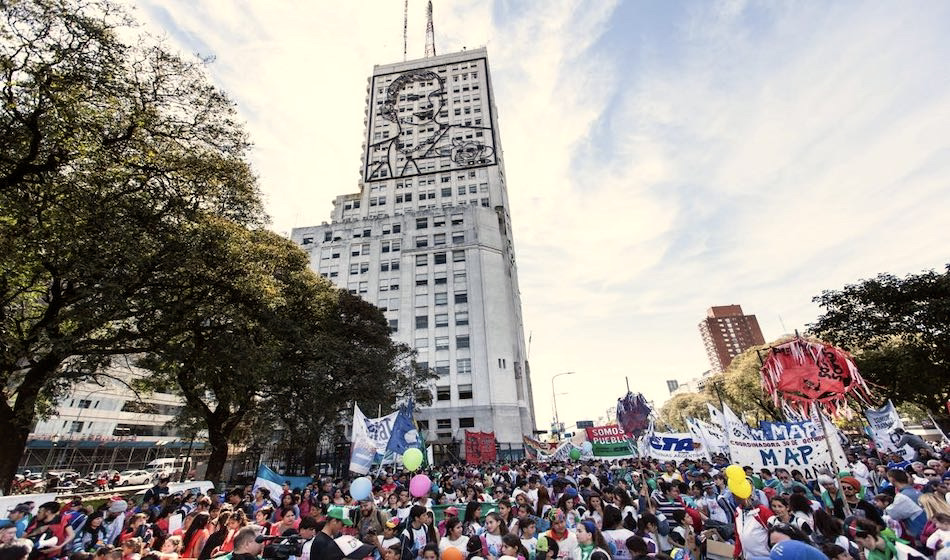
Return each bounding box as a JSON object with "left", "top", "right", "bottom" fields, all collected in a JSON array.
[{"left": 131, "top": 0, "right": 950, "bottom": 432}]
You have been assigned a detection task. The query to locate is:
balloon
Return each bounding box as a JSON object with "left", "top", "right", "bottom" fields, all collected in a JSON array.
[
  {"left": 442, "top": 548, "right": 464, "bottom": 560},
  {"left": 581, "top": 442, "right": 593, "bottom": 454},
  {"left": 724, "top": 464, "right": 745, "bottom": 481},
  {"left": 569, "top": 448, "right": 581, "bottom": 460},
  {"left": 409, "top": 474, "right": 432, "bottom": 497},
  {"left": 728, "top": 477, "right": 753, "bottom": 500},
  {"left": 431, "top": 484, "right": 441, "bottom": 494},
  {"left": 402, "top": 448, "right": 423, "bottom": 471},
  {"left": 349, "top": 476, "right": 372, "bottom": 501}
]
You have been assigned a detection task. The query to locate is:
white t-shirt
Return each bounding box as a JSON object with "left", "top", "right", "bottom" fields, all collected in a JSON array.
[
  {"left": 601, "top": 528, "right": 635, "bottom": 560},
  {"left": 698, "top": 495, "right": 729, "bottom": 524},
  {"left": 440, "top": 535, "right": 469, "bottom": 553},
  {"left": 484, "top": 533, "right": 504, "bottom": 557}
]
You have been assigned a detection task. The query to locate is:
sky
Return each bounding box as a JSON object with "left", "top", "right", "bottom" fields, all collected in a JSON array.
[{"left": 130, "top": 0, "right": 950, "bottom": 433}]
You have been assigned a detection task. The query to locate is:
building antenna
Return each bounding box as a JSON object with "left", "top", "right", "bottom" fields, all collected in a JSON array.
[
  {"left": 403, "top": 0, "right": 408, "bottom": 61},
  {"left": 424, "top": 0, "right": 436, "bottom": 57}
]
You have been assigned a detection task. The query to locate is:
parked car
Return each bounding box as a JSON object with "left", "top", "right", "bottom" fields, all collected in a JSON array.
[{"left": 116, "top": 470, "right": 152, "bottom": 486}]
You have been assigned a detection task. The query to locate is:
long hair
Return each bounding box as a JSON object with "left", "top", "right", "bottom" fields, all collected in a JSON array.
[
  {"left": 535, "top": 486, "right": 551, "bottom": 517},
  {"left": 181, "top": 512, "right": 210, "bottom": 555},
  {"left": 485, "top": 512, "right": 508, "bottom": 536},
  {"left": 579, "top": 519, "right": 609, "bottom": 552},
  {"left": 501, "top": 533, "right": 529, "bottom": 559},
  {"left": 463, "top": 502, "right": 481, "bottom": 523}
]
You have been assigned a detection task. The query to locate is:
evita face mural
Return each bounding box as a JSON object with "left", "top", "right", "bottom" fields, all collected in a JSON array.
[{"left": 365, "top": 58, "right": 496, "bottom": 181}]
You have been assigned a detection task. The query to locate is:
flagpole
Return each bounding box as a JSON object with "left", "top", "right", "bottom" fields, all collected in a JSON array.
[{"left": 813, "top": 400, "right": 852, "bottom": 517}]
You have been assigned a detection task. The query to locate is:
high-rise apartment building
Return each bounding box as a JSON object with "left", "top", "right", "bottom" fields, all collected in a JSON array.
[
  {"left": 698, "top": 305, "right": 766, "bottom": 373},
  {"left": 290, "top": 48, "right": 536, "bottom": 450}
]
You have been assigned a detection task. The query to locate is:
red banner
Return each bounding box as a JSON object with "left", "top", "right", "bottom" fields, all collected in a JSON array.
[{"left": 465, "top": 430, "right": 496, "bottom": 464}]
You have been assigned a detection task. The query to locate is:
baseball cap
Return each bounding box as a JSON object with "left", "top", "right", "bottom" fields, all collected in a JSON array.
[
  {"left": 327, "top": 506, "right": 353, "bottom": 527},
  {"left": 333, "top": 535, "right": 375, "bottom": 559},
  {"left": 385, "top": 518, "right": 399, "bottom": 529},
  {"left": 445, "top": 507, "right": 459, "bottom": 516},
  {"left": 548, "top": 510, "right": 565, "bottom": 523},
  {"left": 8, "top": 503, "right": 31, "bottom": 515}
]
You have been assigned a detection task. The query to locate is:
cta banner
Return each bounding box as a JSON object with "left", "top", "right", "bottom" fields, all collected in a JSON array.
[
  {"left": 644, "top": 430, "right": 709, "bottom": 462},
  {"left": 585, "top": 424, "right": 637, "bottom": 458}
]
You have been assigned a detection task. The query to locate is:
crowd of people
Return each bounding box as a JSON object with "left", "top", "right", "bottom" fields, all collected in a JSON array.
[{"left": 1, "top": 439, "right": 949, "bottom": 560}]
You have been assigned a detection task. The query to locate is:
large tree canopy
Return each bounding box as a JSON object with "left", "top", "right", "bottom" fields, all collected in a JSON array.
[
  {"left": 0, "top": 0, "right": 262, "bottom": 491},
  {"left": 810, "top": 266, "right": 950, "bottom": 414}
]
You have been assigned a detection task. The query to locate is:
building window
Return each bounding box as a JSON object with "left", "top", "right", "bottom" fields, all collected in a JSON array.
[
  {"left": 416, "top": 217, "right": 428, "bottom": 229},
  {"left": 498, "top": 358, "right": 507, "bottom": 368},
  {"left": 434, "top": 252, "right": 447, "bottom": 264},
  {"left": 452, "top": 233, "right": 465, "bottom": 244},
  {"left": 416, "top": 254, "right": 428, "bottom": 266},
  {"left": 77, "top": 399, "right": 92, "bottom": 409},
  {"left": 457, "top": 358, "right": 472, "bottom": 374},
  {"left": 451, "top": 214, "right": 464, "bottom": 226},
  {"left": 434, "top": 272, "right": 447, "bottom": 285},
  {"left": 415, "top": 274, "right": 428, "bottom": 286},
  {"left": 389, "top": 319, "right": 398, "bottom": 331},
  {"left": 302, "top": 237, "right": 313, "bottom": 245},
  {"left": 458, "top": 384, "right": 473, "bottom": 399},
  {"left": 417, "top": 420, "right": 429, "bottom": 430},
  {"left": 433, "top": 215, "right": 446, "bottom": 227},
  {"left": 434, "top": 292, "right": 448, "bottom": 306},
  {"left": 455, "top": 292, "right": 468, "bottom": 304},
  {"left": 436, "top": 418, "right": 452, "bottom": 429},
  {"left": 454, "top": 271, "right": 466, "bottom": 284},
  {"left": 453, "top": 250, "right": 466, "bottom": 262},
  {"left": 456, "top": 335, "right": 470, "bottom": 349},
  {"left": 433, "top": 233, "right": 446, "bottom": 246},
  {"left": 435, "top": 360, "right": 450, "bottom": 375},
  {"left": 392, "top": 224, "right": 402, "bottom": 233},
  {"left": 415, "top": 315, "right": 428, "bottom": 329},
  {"left": 436, "top": 386, "right": 451, "bottom": 401},
  {"left": 435, "top": 336, "right": 450, "bottom": 351},
  {"left": 415, "top": 236, "right": 428, "bottom": 248},
  {"left": 455, "top": 311, "right": 469, "bottom": 326},
  {"left": 70, "top": 421, "right": 84, "bottom": 433},
  {"left": 435, "top": 313, "right": 449, "bottom": 327},
  {"left": 459, "top": 417, "right": 475, "bottom": 428},
  {"left": 415, "top": 337, "right": 429, "bottom": 348}
]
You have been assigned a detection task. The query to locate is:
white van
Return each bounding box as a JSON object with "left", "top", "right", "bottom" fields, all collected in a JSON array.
[{"left": 144, "top": 458, "right": 192, "bottom": 479}]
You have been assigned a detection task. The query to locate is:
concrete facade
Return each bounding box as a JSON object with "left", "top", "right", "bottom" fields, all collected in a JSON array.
[{"left": 291, "top": 48, "right": 535, "bottom": 446}]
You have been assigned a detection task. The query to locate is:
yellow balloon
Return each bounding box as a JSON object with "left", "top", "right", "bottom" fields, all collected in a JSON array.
[
  {"left": 729, "top": 477, "right": 753, "bottom": 500},
  {"left": 724, "top": 464, "right": 745, "bottom": 481}
]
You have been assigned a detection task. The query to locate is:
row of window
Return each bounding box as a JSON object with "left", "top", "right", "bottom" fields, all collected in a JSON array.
[
  {"left": 416, "top": 415, "right": 476, "bottom": 431},
  {"left": 414, "top": 309, "right": 469, "bottom": 328},
  {"left": 414, "top": 334, "right": 470, "bottom": 350},
  {"left": 436, "top": 384, "right": 474, "bottom": 401}
]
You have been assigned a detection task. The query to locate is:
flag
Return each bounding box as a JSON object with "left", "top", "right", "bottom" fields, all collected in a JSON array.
[
  {"left": 253, "top": 464, "right": 312, "bottom": 498},
  {"left": 386, "top": 400, "right": 420, "bottom": 455},
  {"left": 706, "top": 403, "right": 725, "bottom": 427}
]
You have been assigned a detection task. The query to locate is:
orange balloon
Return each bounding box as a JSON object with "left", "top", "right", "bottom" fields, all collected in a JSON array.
[{"left": 442, "top": 547, "right": 464, "bottom": 560}]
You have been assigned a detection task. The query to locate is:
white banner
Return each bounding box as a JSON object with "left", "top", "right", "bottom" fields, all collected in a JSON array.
[
  {"left": 864, "top": 401, "right": 915, "bottom": 459},
  {"left": 644, "top": 430, "right": 710, "bottom": 462},
  {"left": 728, "top": 432, "right": 848, "bottom": 480},
  {"left": 688, "top": 418, "right": 730, "bottom": 458},
  {"left": 349, "top": 404, "right": 400, "bottom": 474},
  {"left": 707, "top": 403, "right": 725, "bottom": 427}
]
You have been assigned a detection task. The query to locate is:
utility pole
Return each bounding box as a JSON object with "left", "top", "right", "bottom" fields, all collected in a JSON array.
[{"left": 424, "top": 1, "right": 436, "bottom": 57}]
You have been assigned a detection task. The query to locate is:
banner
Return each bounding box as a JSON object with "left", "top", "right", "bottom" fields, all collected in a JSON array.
[
  {"left": 253, "top": 464, "right": 313, "bottom": 498},
  {"left": 723, "top": 402, "right": 758, "bottom": 440},
  {"left": 585, "top": 424, "right": 637, "bottom": 458},
  {"left": 350, "top": 404, "right": 400, "bottom": 474},
  {"left": 464, "top": 431, "right": 496, "bottom": 464},
  {"left": 707, "top": 403, "right": 725, "bottom": 427},
  {"left": 386, "top": 400, "right": 420, "bottom": 455},
  {"left": 644, "top": 429, "right": 709, "bottom": 462},
  {"left": 537, "top": 440, "right": 573, "bottom": 461},
  {"left": 759, "top": 419, "right": 822, "bottom": 440},
  {"left": 688, "top": 418, "right": 729, "bottom": 458},
  {"left": 864, "top": 401, "right": 915, "bottom": 458},
  {"left": 727, "top": 431, "right": 848, "bottom": 480}
]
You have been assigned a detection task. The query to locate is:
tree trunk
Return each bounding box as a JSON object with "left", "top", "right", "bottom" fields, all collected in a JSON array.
[
  {"left": 0, "top": 358, "right": 59, "bottom": 493},
  {"left": 204, "top": 427, "right": 230, "bottom": 486}
]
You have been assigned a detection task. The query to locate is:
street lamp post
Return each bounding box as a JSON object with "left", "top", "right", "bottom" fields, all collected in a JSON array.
[{"left": 551, "top": 372, "right": 576, "bottom": 440}]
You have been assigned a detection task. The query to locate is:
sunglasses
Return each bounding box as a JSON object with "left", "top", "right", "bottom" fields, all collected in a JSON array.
[{"left": 924, "top": 472, "right": 938, "bottom": 476}]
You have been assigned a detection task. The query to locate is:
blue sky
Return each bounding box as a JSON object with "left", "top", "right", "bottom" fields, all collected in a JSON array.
[{"left": 131, "top": 0, "right": 950, "bottom": 430}]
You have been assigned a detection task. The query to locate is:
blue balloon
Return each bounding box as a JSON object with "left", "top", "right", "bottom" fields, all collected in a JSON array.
[
  {"left": 350, "top": 476, "right": 373, "bottom": 501},
  {"left": 431, "top": 484, "right": 441, "bottom": 494}
]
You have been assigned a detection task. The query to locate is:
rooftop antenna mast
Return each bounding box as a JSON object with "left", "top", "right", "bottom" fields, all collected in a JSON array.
[
  {"left": 403, "top": 0, "right": 408, "bottom": 61},
  {"left": 424, "top": 0, "right": 436, "bottom": 57}
]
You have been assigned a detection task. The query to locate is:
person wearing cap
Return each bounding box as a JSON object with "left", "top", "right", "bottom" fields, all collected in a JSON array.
[
  {"left": 0, "top": 504, "right": 34, "bottom": 538},
  {"left": 437, "top": 507, "right": 458, "bottom": 538},
  {"left": 839, "top": 477, "right": 884, "bottom": 527},
  {"left": 377, "top": 518, "right": 401, "bottom": 555},
  {"left": 354, "top": 498, "right": 389, "bottom": 544},
  {"left": 103, "top": 499, "right": 128, "bottom": 547},
  {"left": 543, "top": 510, "right": 577, "bottom": 559},
  {"left": 312, "top": 506, "right": 353, "bottom": 560}
]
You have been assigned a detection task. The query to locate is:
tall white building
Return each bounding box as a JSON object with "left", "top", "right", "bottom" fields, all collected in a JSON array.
[{"left": 291, "top": 48, "right": 535, "bottom": 449}]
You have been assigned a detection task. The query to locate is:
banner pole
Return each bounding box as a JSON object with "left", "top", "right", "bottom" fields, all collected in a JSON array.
[{"left": 813, "top": 401, "right": 852, "bottom": 517}]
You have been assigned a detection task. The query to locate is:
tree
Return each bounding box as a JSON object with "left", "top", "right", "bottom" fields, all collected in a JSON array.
[
  {"left": 810, "top": 266, "right": 950, "bottom": 415},
  {"left": 657, "top": 392, "right": 714, "bottom": 431},
  {"left": 254, "top": 290, "right": 437, "bottom": 474},
  {"left": 135, "top": 219, "right": 336, "bottom": 484},
  {"left": 0, "top": 0, "right": 262, "bottom": 491}
]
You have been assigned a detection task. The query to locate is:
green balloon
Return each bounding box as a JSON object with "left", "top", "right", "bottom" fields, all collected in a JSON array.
[
  {"left": 403, "top": 448, "right": 423, "bottom": 471},
  {"left": 569, "top": 448, "right": 581, "bottom": 460}
]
